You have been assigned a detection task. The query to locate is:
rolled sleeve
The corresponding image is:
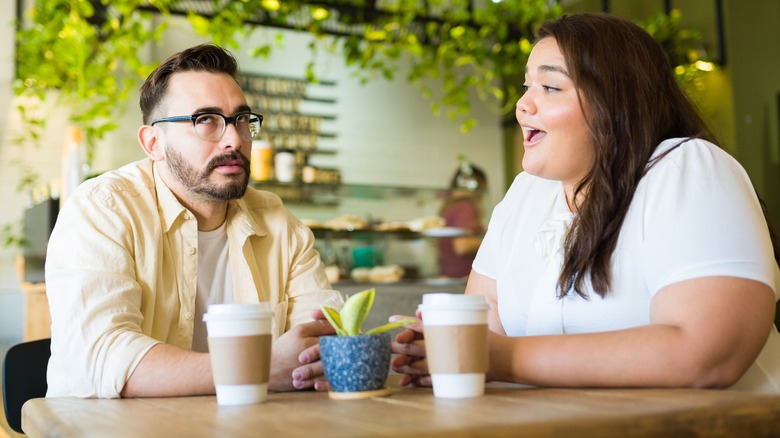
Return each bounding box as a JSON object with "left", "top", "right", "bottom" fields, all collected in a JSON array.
[
  {"left": 46, "top": 184, "right": 158, "bottom": 398},
  {"left": 285, "top": 216, "right": 344, "bottom": 329}
]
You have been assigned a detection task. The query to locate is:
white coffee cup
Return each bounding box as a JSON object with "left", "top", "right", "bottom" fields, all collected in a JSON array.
[
  {"left": 203, "top": 303, "right": 274, "bottom": 406},
  {"left": 418, "top": 293, "right": 490, "bottom": 398}
]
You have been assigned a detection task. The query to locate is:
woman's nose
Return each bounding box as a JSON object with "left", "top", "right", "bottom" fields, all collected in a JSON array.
[{"left": 516, "top": 92, "right": 534, "bottom": 115}]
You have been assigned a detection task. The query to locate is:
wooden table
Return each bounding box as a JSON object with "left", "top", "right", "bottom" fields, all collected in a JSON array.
[{"left": 22, "top": 377, "right": 780, "bottom": 437}]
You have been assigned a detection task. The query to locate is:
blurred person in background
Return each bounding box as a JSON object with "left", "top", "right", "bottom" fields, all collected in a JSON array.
[{"left": 436, "top": 156, "right": 487, "bottom": 279}]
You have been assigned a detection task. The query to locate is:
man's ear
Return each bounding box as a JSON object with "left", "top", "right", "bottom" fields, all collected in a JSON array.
[{"left": 138, "top": 124, "right": 165, "bottom": 161}]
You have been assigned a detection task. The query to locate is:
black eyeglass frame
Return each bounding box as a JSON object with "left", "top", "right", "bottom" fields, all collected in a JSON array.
[{"left": 150, "top": 112, "right": 264, "bottom": 141}]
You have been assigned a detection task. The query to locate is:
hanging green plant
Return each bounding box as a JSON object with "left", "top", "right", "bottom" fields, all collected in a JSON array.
[
  {"left": 5, "top": 0, "right": 168, "bottom": 250},
  {"left": 637, "top": 9, "right": 717, "bottom": 102},
  {"left": 13, "top": 0, "right": 167, "bottom": 176},
  {"left": 5, "top": 1, "right": 716, "bottom": 251},
  {"left": 180, "top": 0, "right": 562, "bottom": 133}
]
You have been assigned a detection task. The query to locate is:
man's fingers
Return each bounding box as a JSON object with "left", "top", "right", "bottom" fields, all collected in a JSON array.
[
  {"left": 298, "top": 318, "right": 336, "bottom": 337},
  {"left": 311, "top": 308, "right": 326, "bottom": 320},
  {"left": 292, "top": 361, "right": 325, "bottom": 390},
  {"left": 298, "top": 343, "right": 321, "bottom": 364},
  {"left": 313, "top": 378, "right": 331, "bottom": 392}
]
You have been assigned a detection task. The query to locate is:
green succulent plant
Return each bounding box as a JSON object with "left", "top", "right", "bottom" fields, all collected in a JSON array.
[{"left": 321, "top": 288, "right": 416, "bottom": 336}]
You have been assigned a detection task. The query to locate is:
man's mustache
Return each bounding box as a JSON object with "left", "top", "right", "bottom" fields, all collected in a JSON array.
[{"left": 206, "top": 152, "right": 250, "bottom": 173}]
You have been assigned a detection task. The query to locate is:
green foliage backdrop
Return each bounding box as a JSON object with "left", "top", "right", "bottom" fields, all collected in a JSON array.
[{"left": 3, "top": 0, "right": 716, "bottom": 248}]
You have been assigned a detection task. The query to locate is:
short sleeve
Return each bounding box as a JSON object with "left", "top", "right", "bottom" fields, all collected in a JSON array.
[
  {"left": 472, "top": 181, "right": 513, "bottom": 280},
  {"left": 637, "top": 139, "right": 777, "bottom": 295}
]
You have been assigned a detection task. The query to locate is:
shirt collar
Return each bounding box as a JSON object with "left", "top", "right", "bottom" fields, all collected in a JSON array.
[
  {"left": 226, "top": 197, "right": 269, "bottom": 238},
  {"left": 152, "top": 160, "right": 269, "bottom": 238},
  {"left": 152, "top": 161, "right": 190, "bottom": 233}
]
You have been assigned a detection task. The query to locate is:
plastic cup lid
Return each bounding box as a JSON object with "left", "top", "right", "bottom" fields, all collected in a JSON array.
[
  {"left": 418, "top": 293, "right": 490, "bottom": 311},
  {"left": 203, "top": 303, "right": 273, "bottom": 321}
]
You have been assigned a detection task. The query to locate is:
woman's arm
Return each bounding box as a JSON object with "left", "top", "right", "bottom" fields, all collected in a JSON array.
[
  {"left": 464, "top": 271, "right": 505, "bottom": 335},
  {"left": 489, "top": 276, "right": 775, "bottom": 388}
]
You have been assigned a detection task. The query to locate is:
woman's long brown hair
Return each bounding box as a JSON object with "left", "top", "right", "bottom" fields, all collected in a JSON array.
[{"left": 535, "top": 13, "right": 774, "bottom": 299}]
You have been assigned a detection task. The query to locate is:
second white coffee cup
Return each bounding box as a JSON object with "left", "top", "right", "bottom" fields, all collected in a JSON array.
[
  {"left": 203, "top": 303, "right": 274, "bottom": 406},
  {"left": 418, "top": 293, "right": 490, "bottom": 399}
]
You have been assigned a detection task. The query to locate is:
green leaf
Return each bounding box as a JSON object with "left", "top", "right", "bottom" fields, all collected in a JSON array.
[
  {"left": 340, "top": 288, "right": 375, "bottom": 336},
  {"left": 365, "top": 318, "right": 417, "bottom": 335},
  {"left": 320, "top": 305, "right": 347, "bottom": 336},
  {"left": 187, "top": 14, "right": 211, "bottom": 35}
]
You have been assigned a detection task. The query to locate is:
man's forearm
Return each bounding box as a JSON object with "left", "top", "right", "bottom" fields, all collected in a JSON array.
[{"left": 120, "top": 343, "right": 215, "bottom": 397}]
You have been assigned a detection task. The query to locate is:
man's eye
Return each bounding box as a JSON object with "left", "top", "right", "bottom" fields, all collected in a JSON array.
[{"left": 196, "top": 114, "right": 218, "bottom": 124}]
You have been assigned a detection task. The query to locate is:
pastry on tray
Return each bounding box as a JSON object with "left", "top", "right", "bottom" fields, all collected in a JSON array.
[{"left": 323, "top": 214, "right": 368, "bottom": 231}]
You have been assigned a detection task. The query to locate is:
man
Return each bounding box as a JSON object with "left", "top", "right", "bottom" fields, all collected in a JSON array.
[{"left": 45, "top": 43, "right": 343, "bottom": 398}]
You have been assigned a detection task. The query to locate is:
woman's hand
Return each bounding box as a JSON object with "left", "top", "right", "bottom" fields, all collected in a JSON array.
[{"left": 389, "top": 314, "right": 432, "bottom": 387}]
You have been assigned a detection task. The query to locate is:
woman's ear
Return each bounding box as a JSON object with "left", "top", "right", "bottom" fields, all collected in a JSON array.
[{"left": 138, "top": 124, "right": 164, "bottom": 161}]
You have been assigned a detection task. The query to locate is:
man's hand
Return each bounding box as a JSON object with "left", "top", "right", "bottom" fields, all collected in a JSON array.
[{"left": 269, "top": 309, "right": 335, "bottom": 392}]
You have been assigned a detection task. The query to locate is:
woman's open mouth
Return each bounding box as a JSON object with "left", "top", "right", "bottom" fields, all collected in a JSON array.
[{"left": 523, "top": 126, "right": 547, "bottom": 145}]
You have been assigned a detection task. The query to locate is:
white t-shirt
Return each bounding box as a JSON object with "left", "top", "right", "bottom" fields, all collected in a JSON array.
[
  {"left": 192, "top": 221, "right": 233, "bottom": 353},
  {"left": 473, "top": 137, "right": 780, "bottom": 392}
]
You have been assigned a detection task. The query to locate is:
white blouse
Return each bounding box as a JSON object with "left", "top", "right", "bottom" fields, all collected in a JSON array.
[{"left": 473, "top": 137, "right": 780, "bottom": 393}]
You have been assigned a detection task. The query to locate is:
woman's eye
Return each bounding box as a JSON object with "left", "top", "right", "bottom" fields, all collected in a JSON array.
[{"left": 520, "top": 84, "right": 559, "bottom": 94}]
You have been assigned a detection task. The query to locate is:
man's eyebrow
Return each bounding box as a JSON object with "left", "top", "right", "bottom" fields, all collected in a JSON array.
[
  {"left": 192, "top": 105, "right": 253, "bottom": 114},
  {"left": 192, "top": 106, "right": 222, "bottom": 114}
]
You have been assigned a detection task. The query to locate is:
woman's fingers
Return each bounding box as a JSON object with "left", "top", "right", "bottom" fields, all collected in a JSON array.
[
  {"left": 398, "top": 371, "right": 432, "bottom": 387},
  {"left": 391, "top": 337, "right": 427, "bottom": 356}
]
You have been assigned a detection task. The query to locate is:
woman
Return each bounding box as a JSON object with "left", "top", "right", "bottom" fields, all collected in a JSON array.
[
  {"left": 437, "top": 158, "right": 487, "bottom": 279},
  {"left": 391, "top": 13, "right": 780, "bottom": 392}
]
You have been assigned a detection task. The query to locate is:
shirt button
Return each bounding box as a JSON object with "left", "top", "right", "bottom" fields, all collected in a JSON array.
[
  {"left": 185, "top": 312, "right": 194, "bottom": 320},
  {"left": 189, "top": 247, "right": 197, "bottom": 255},
  {"left": 183, "top": 213, "right": 190, "bottom": 220}
]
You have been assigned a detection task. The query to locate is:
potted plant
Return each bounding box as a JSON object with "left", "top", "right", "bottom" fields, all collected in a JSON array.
[{"left": 319, "top": 288, "right": 415, "bottom": 399}]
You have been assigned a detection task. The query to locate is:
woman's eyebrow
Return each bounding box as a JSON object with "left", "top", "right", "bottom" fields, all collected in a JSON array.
[{"left": 525, "top": 64, "right": 570, "bottom": 77}]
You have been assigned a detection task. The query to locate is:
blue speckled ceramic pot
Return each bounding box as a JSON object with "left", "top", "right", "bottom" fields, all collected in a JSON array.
[{"left": 320, "top": 333, "right": 391, "bottom": 393}]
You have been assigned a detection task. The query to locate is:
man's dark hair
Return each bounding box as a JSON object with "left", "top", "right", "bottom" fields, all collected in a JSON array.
[{"left": 139, "top": 44, "right": 239, "bottom": 124}]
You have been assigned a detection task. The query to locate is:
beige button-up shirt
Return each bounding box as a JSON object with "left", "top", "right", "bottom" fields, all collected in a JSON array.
[{"left": 45, "top": 158, "right": 343, "bottom": 398}]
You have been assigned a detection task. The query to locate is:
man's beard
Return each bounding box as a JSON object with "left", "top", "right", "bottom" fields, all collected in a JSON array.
[{"left": 165, "top": 148, "right": 250, "bottom": 201}]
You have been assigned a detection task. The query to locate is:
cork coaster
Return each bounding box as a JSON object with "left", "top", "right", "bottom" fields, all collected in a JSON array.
[{"left": 328, "top": 387, "right": 392, "bottom": 400}]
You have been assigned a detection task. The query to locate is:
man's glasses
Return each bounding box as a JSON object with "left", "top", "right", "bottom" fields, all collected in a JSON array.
[{"left": 150, "top": 112, "right": 263, "bottom": 142}]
